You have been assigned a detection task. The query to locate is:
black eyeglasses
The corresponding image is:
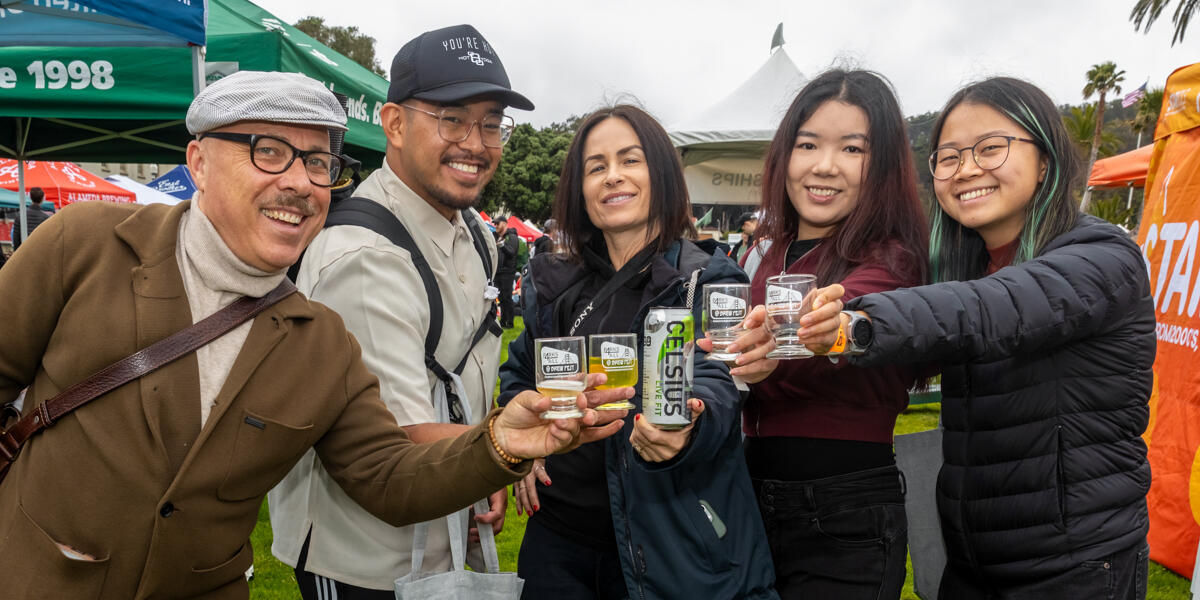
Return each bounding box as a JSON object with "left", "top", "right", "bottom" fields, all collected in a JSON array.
[
  {"left": 928, "top": 135, "right": 1039, "bottom": 181},
  {"left": 199, "top": 132, "right": 344, "bottom": 187},
  {"left": 400, "top": 104, "right": 515, "bottom": 148}
]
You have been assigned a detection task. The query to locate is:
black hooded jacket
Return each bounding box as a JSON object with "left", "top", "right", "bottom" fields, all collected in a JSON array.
[{"left": 848, "top": 215, "right": 1154, "bottom": 581}]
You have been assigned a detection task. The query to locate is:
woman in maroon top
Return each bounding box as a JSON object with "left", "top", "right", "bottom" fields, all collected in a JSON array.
[{"left": 700, "top": 70, "right": 929, "bottom": 599}]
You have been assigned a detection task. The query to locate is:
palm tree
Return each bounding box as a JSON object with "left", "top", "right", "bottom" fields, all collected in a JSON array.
[
  {"left": 1130, "top": 0, "right": 1198, "bottom": 45},
  {"left": 1080, "top": 62, "right": 1125, "bottom": 212},
  {"left": 1131, "top": 87, "right": 1166, "bottom": 138},
  {"left": 1063, "top": 105, "right": 1123, "bottom": 159}
]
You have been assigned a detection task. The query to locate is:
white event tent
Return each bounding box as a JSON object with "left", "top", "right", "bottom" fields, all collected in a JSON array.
[{"left": 669, "top": 29, "right": 806, "bottom": 210}]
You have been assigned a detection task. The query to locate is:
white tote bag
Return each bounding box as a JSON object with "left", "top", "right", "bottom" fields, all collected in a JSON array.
[
  {"left": 393, "top": 498, "right": 523, "bottom": 600},
  {"left": 394, "top": 370, "right": 524, "bottom": 599}
]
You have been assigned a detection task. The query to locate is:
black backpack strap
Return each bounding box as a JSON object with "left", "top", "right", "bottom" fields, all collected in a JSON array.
[
  {"left": 326, "top": 198, "right": 473, "bottom": 422},
  {"left": 326, "top": 198, "right": 445, "bottom": 361},
  {"left": 461, "top": 208, "right": 495, "bottom": 285},
  {"left": 460, "top": 209, "right": 503, "bottom": 343},
  {"left": 292, "top": 200, "right": 500, "bottom": 424}
]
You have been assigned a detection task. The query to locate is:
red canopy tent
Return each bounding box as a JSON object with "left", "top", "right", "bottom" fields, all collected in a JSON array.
[
  {"left": 505, "top": 215, "right": 540, "bottom": 242},
  {"left": 1087, "top": 144, "right": 1153, "bottom": 189},
  {"left": 0, "top": 159, "right": 135, "bottom": 208}
]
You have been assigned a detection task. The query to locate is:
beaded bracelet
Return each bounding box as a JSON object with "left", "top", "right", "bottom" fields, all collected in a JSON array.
[{"left": 488, "top": 414, "right": 524, "bottom": 464}]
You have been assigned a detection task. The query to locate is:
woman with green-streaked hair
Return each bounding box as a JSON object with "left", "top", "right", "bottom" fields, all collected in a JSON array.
[{"left": 797, "top": 77, "right": 1155, "bottom": 598}]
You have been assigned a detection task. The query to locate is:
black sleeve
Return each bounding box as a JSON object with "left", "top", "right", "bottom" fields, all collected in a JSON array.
[
  {"left": 499, "top": 235, "right": 517, "bottom": 259},
  {"left": 848, "top": 226, "right": 1151, "bottom": 366}
]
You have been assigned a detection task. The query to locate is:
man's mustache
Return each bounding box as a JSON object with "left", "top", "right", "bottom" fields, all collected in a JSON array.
[{"left": 264, "top": 194, "right": 318, "bottom": 217}]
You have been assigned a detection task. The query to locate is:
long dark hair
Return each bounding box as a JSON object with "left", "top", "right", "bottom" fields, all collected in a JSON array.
[
  {"left": 553, "top": 105, "right": 694, "bottom": 262},
  {"left": 757, "top": 69, "right": 928, "bottom": 287},
  {"left": 928, "top": 77, "right": 1081, "bottom": 282}
]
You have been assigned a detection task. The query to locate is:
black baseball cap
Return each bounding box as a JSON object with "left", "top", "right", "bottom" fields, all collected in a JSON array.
[
  {"left": 387, "top": 24, "right": 534, "bottom": 111},
  {"left": 736, "top": 212, "right": 759, "bottom": 227}
]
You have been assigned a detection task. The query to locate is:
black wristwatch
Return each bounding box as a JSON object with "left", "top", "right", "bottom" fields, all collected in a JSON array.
[{"left": 841, "top": 311, "right": 874, "bottom": 354}]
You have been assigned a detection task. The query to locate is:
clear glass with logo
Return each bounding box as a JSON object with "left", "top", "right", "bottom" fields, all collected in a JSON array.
[
  {"left": 702, "top": 283, "right": 752, "bottom": 362},
  {"left": 764, "top": 274, "right": 818, "bottom": 360},
  {"left": 588, "top": 333, "right": 638, "bottom": 410},
  {"left": 535, "top": 336, "right": 587, "bottom": 419}
]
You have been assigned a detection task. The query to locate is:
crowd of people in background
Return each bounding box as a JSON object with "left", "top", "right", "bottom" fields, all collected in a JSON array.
[{"left": 0, "top": 19, "right": 1155, "bottom": 600}]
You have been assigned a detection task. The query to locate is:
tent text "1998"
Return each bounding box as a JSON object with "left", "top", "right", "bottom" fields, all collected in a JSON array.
[{"left": 0, "top": 60, "right": 115, "bottom": 91}]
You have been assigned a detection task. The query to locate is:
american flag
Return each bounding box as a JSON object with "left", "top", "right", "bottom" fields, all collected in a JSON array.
[{"left": 1123, "top": 82, "right": 1148, "bottom": 108}]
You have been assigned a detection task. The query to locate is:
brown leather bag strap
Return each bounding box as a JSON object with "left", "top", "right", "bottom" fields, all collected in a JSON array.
[{"left": 0, "top": 279, "right": 297, "bottom": 473}]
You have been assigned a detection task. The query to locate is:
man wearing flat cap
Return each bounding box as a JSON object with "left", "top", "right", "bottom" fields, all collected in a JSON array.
[
  {"left": 268, "top": 25, "right": 587, "bottom": 599},
  {"left": 0, "top": 70, "right": 625, "bottom": 599}
]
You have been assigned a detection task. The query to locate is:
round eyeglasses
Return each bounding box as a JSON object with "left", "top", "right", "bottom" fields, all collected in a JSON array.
[
  {"left": 928, "top": 135, "right": 1039, "bottom": 181},
  {"left": 401, "top": 104, "right": 515, "bottom": 148},
  {"left": 198, "top": 132, "right": 344, "bottom": 187}
]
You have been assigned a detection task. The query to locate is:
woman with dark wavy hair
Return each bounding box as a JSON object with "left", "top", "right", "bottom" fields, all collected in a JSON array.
[
  {"left": 701, "top": 69, "right": 929, "bottom": 599},
  {"left": 801, "top": 77, "right": 1154, "bottom": 598},
  {"left": 498, "top": 105, "right": 777, "bottom": 599}
]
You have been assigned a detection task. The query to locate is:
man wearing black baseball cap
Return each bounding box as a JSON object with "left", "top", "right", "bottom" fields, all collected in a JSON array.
[
  {"left": 728, "top": 211, "right": 759, "bottom": 264},
  {"left": 270, "top": 25, "right": 546, "bottom": 599}
]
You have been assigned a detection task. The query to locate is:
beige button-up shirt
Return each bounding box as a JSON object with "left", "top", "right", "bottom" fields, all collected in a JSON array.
[{"left": 268, "top": 161, "right": 502, "bottom": 589}]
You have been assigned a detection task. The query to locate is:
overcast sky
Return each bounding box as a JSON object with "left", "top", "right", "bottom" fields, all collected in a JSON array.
[{"left": 255, "top": 0, "right": 1195, "bottom": 129}]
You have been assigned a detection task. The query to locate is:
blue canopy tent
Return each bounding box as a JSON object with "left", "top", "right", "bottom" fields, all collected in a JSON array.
[
  {"left": 0, "top": 0, "right": 206, "bottom": 242},
  {"left": 147, "top": 164, "right": 197, "bottom": 201}
]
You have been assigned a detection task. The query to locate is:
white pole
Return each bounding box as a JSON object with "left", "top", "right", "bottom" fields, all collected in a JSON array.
[
  {"left": 1127, "top": 130, "right": 1143, "bottom": 210},
  {"left": 17, "top": 159, "right": 27, "bottom": 244},
  {"left": 191, "top": 45, "right": 206, "bottom": 96}
]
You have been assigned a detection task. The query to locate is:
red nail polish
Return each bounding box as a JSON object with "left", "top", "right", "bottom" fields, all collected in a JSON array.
[
  {"left": 634, "top": 414, "right": 641, "bottom": 421},
  {"left": 534, "top": 505, "right": 539, "bottom": 512},
  {"left": 546, "top": 480, "right": 552, "bottom": 486}
]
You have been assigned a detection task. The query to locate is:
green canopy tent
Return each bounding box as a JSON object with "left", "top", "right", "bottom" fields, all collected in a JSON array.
[
  {"left": 0, "top": 186, "right": 22, "bottom": 208},
  {"left": 0, "top": 0, "right": 387, "bottom": 167}
]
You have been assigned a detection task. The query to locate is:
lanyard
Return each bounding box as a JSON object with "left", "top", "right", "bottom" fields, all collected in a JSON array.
[{"left": 568, "top": 252, "right": 653, "bottom": 336}]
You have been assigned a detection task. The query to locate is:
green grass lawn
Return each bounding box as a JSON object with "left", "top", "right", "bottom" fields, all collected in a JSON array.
[{"left": 249, "top": 317, "right": 1192, "bottom": 598}]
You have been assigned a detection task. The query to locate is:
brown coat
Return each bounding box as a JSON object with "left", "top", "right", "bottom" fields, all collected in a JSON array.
[{"left": 0, "top": 201, "right": 526, "bottom": 599}]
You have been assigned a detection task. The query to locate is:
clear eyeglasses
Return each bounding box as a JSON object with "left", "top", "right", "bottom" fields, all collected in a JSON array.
[
  {"left": 928, "top": 135, "right": 1039, "bottom": 181},
  {"left": 199, "top": 132, "right": 343, "bottom": 187},
  {"left": 401, "top": 104, "right": 516, "bottom": 148}
]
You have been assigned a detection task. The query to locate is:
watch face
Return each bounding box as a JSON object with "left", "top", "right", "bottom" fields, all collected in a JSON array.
[{"left": 851, "top": 317, "right": 873, "bottom": 347}]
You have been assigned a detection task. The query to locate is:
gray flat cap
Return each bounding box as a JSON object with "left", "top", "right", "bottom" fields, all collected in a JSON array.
[{"left": 186, "top": 71, "right": 348, "bottom": 134}]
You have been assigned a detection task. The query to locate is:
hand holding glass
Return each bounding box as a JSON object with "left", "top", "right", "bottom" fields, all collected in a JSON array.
[
  {"left": 535, "top": 336, "right": 587, "bottom": 419},
  {"left": 702, "top": 283, "right": 751, "bottom": 362},
  {"left": 764, "top": 274, "right": 817, "bottom": 360},
  {"left": 588, "top": 333, "right": 638, "bottom": 410}
]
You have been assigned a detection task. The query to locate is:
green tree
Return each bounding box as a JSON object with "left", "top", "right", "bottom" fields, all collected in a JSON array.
[
  {"left": 480, "top": 124, "right": 573, "bottom": 223},
  {"left": 1063, "top": 104, "right": 1123, "bottom": 159},
  {"left": 294, "top": 16, "right": 386, "bottom": 77},
  {"left": 1080, "top": 62, "right": 1125, "bottom": 211},
  {"left": 1087, "top": 192, "right": 1139, "bottom": 229},
  {"left": 1130, "top": 0, "right": 1198, "bottom": 45},
  {"left": 905, "top": 111, "right": 940, "bottom": 212},
  {"left": 548, "top": 115, "right": 584, "bottom": 135},
  {"left": 1131, "top": 87, "right": 1166, "bottom": 137}
]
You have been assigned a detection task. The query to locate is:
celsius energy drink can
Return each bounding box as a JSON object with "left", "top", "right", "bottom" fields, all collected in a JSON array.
[{"left": 642, "top": 307, "right": 694, "bottom": 429}]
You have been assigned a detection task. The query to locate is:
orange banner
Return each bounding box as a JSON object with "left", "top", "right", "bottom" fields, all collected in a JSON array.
[{"left": 1138, "top": 62, "right": 1200, "bottom": 578}]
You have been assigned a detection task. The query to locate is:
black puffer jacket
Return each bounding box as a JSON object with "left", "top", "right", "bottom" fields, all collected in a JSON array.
[{"left": 848, "top": 215, "right": 1154, "bottom": 581}]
